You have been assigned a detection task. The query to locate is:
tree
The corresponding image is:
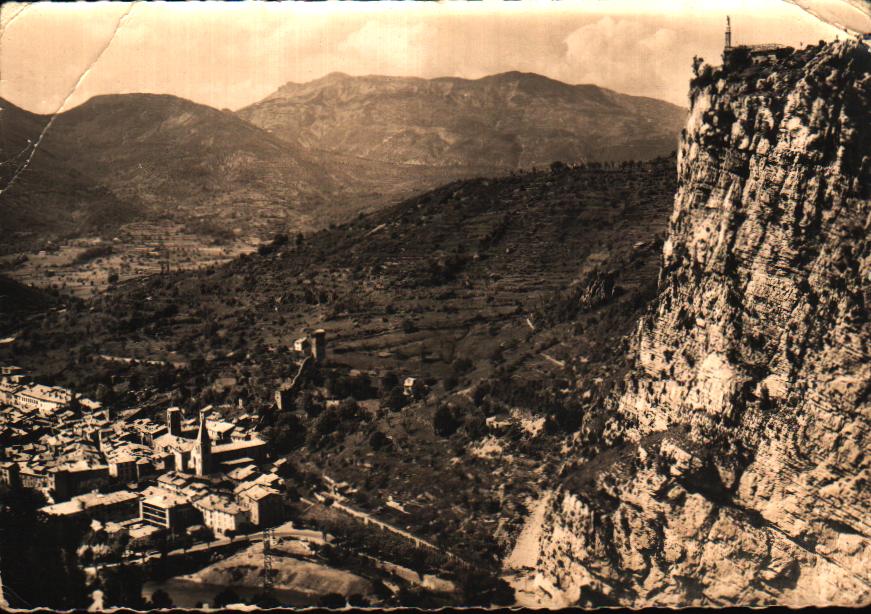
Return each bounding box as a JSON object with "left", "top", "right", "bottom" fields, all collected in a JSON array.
[
  {"left": 380, "top": 385, "right": 407, "bottom": 412},
  {"left": 101, "top": 564, "right": 146, "bottom": 609},
  {"left": 94, "top": 383, "right": 110, "bottom": 403},
  {"left": 369, "top": 430, "right": 391, "bottom": 451},
  {"left": 80, "top": 546, "right": 94, "bottom": 567},
  {"left": 315, "top": 410, "right": 341, "bottom": 436},
  {"left": 173, "top": 532, "right": 194, "bottom": 553},
  {"left": 338, "top": 396, "right": 365, "bottom": 422},
  {"left": 379, "top": 371, "right": 400, "bottom": 393},
  {"left": 149, "top": 589, "right": 174, "bottom": 609},
  {"left": 213, "top": 587, "right": 241, "bottom": 608},
  {"left": 296, "top": 389, "right": 323, "bottom": 417},
  {"left": 433, "top": 404, "right": 461, "bottom": 437},
  {"left": 454, "top": 357, "right": 473, "bottom": 374},
  {"left": 264, "top": 411, "right": 306, "bottom": 454},
  {"left": 463, "top": 411, "right": 487, "bottom": 440},
  {"left": 318, "top": 593, "right": 346, "bottom": 608},
  {"left": 0, "top": 485, "right": 89, "bottom": 609}
]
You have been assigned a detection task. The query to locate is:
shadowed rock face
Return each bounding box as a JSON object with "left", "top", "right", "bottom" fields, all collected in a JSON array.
[{"left": 524, "top": 40, "right": 871, "bottom": 607}]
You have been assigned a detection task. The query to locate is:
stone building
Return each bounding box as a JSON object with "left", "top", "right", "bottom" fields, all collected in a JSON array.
[{"left": 312, "top": 329, "right": 327, "bottom": 364}]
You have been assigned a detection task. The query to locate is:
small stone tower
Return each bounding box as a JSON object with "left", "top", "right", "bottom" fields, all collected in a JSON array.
[
  {"left": 191, "top": 408, "right": 212, "bottom": 476},
  {"left": 166, "top": 407, "right": 182, "bottom": 437},
  {"left": 725, "top": 16, "right": 732, "bottom": 50},
  {"left": 312, "top": 329, "right": 327, "bottom": 364}
]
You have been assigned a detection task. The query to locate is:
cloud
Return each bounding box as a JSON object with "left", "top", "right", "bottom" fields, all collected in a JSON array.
[
  {"left": 337, "top": 20, "right": 428, "bottom": 77},
  {"left": 560, "top": 16, "right": 703, "bottom": 105},
  {"left": 0, "top": 0, "right": 843, "bottom": 113}
]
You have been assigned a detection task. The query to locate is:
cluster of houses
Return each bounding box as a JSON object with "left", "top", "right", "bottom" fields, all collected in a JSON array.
[
  {"left": 0, "top": 365, "right": 286, "bottom": 546},
  {"left": 1, "top": 325, "right": 433, "bottom": 553}
]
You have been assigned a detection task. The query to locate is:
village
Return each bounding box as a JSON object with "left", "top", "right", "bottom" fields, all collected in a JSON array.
[
  {"left": 0, "top": 359, "right": 283, "bottom": 548},
  {"left": 0, "top": 325, "right": 351, "bottom": 543},
  {"left": 0, "top": 139, "right": 677, "bottom": 608},
  {"left": 0, "top": 324, "right": 485, "bottom": 607}
]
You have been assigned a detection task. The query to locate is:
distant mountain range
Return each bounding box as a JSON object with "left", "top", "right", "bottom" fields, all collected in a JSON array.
[
  {"left": 0, "top": 72, "right": 686, "bottom": 251},
  {"left": 239, "top": 71, "right": 686, "bottom": 168},
  {"left": 0, "top": 94, "right": 345, "bottom": 251}
]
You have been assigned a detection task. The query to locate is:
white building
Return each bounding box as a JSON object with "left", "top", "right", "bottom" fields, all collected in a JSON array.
[
  {"left": 8, "top": 384, "right": 73, "bottom": 416},
  {"left": 193, "top": 494, "right": 248, "bottom": 535}
]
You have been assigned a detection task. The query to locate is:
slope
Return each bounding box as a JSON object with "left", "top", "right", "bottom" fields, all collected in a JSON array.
[
  {"left": 36, "top": 93, "right": 345, "bottom": 235},
  {"left": 4, "top": 156, "right": 677, "bottom": 568},
  {"left": 0, "top": 98, "right": 140, "bottom": 254}
]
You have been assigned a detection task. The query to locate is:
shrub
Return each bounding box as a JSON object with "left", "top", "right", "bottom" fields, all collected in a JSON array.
[
  {"left": 550, "top": 160, "right": 568, "bottom": 173},
  {"left": 433, "top": 404, "right": 462, "bottom": 437},
  {"left": 73, "top": 244, "right": 113, "bottom": 265},
  {"left": 149, "top": 589, "right": 174, "bottom": 609},
  {"left": 369, "top": 430, "right": 391, "bottom": 450},
  {"left": 213, "top": 587, "right": 241, "bottom": 608},
  {"left": 380, "top": 386, "right": 407, "bottom": 412},
  {"left": 451, "top": 357, "right": 473, "bottom": 374}
]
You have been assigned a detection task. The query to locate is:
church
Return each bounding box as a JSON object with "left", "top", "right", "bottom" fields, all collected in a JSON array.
[{"left": 153, "top": 407, "right": 267, "bottom": 476}]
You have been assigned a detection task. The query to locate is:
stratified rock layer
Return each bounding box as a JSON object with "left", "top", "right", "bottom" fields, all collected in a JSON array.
[{"left": 522, "top": 41, "right": 871, "bottom": 607}]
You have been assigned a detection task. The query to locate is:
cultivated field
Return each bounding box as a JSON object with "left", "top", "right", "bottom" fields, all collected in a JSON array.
[{"left": 0, "top": 221, "right": 257, "bottom": 299}]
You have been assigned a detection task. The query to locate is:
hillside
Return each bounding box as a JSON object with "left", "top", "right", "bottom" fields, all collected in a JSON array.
[
  {"left": 33, "top": 94, "right": 350, "bottom": 235},
  {"left": 0, "top": 99, "right": 141, "bottom": 253},
  {"left": 3, "top": 156, "right": 677, "bottom": 567},
  {"left": 517, "top": 40, "right": 871, "bottom": 607},
  {"left": 3, "top": 76, "right": 685, "bottom": 254},
  {"left": 0, "top": 274, "right": 57, "bottom": 330},
  {"left": 239, "top": 71, "right": 686, "bottom": 171}
]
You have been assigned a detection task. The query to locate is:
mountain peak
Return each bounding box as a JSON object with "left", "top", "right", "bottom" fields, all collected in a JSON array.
[
  {"left": 321, "top": 71, "right": 351, "bottom": 81},
  {"left": 483, "top": 70, "right": 563, "bottom": 84}
]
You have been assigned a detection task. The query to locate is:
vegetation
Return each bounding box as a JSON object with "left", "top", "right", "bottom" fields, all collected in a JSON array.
[
  {"left": 3, "top": 155, "right": 678, "bottom": 582},
  {"left": 72, "top": 243, "right": 114, "bottom": 265},
  {"left": 0, "top": 485, "right": 89, "bottom": 609}
]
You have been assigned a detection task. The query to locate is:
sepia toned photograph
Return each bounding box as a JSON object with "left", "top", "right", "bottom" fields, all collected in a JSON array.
[{"left": 0, "top": 0, "right": 869, "bottom": 609}]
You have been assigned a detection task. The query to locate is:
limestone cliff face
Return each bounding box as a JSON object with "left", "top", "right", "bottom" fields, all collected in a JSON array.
[{"left": 519, "top": 41, "right": 871, "bottom": 607}]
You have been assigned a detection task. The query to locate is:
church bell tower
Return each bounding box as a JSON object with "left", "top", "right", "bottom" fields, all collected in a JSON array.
[{"left": 191, "top": 408, "right": 212, "bottom": 476}]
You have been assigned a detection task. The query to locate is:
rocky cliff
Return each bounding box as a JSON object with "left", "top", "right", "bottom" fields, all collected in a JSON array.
[{"left": 509, "top": 40, "right": 870, "bottom": 607}]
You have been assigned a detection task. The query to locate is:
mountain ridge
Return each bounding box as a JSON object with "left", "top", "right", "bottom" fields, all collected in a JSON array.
[
  {"left": 0, "top": 92, "right": 347, "bottom": 248},
  {"left": 2, "top": 71, "right": 685, "bottom": 254},
  {"left": 239, "top": 70, "right": 687, "bottom": 169}
]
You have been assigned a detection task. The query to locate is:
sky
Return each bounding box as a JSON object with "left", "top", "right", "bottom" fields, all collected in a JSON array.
[{"left": 0, "top": 0, "right": 857, "bottom": 115}]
